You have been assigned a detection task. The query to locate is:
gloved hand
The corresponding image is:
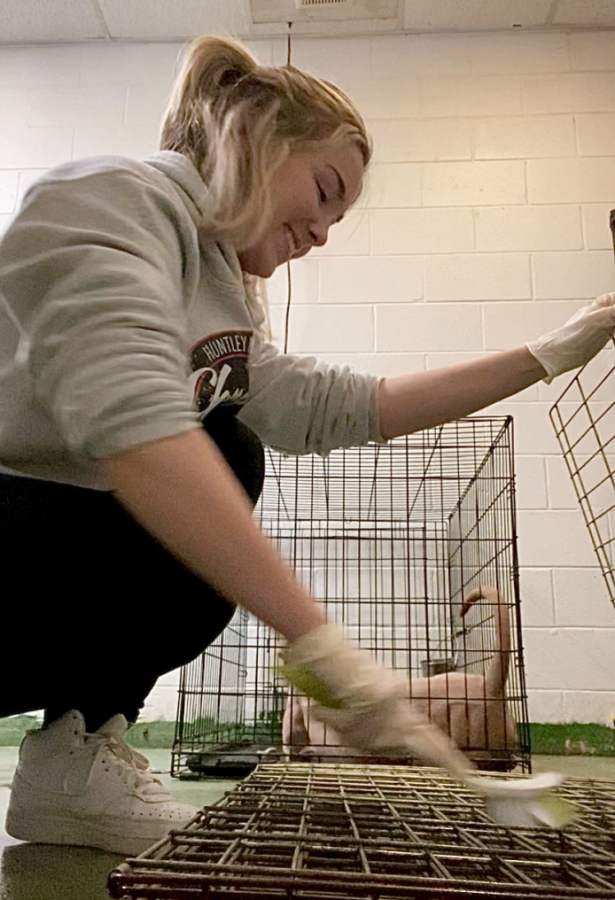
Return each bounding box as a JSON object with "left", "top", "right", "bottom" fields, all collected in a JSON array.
[
  {"left": 526, "top": 292, "right": 615, "bottom": 383},
  {"left": 280, "top": 623, "right": 472, "bottom": 780}
]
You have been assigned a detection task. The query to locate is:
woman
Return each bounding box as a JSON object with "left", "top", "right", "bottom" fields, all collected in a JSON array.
[{"left": 0, "top": 35, "right": 613, "bottom": 856}]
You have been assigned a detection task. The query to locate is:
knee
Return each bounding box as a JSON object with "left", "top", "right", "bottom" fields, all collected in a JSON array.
[{"left": 202, "top": 408, "right": 264, "bottom": 506}]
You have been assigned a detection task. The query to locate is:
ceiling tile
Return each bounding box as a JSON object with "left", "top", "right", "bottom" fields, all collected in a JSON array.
[
  {"left": 553, "top": 0, "right": 615, "bottom": 27},
  {"left": 0, "top": 0, "right": 107, "bottom": 43},
  {"left": 2, "top": 0, "right": 615, "bottom": 46},
  {"left": 98, "top": 0, "right": 249, "bottom": 41},
  {"left": 404, "top": 0, "right": 553, "bottom": 32}
]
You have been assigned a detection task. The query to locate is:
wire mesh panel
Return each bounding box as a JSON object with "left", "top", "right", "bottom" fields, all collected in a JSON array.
[
  {"left": 109, "top": 762, "right": 615, "bottom": 900},
  {"left": 550, "top": 340, "right": 615, "bottom": 609},
  {"left": 549, "top": 210, "right": 615, "bottom": 607},
  {"left": 173, "top": 417, "right": 529, "bottom": 777}
]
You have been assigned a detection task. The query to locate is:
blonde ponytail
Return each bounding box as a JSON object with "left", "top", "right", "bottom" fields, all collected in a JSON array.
[{"left": 160, "top": 35, "right": 372, "bottom": 333}]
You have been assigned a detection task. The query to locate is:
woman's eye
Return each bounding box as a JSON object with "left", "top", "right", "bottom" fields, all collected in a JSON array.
[{"left": 317, "top": 182, "right": 327, "bottom": 204}]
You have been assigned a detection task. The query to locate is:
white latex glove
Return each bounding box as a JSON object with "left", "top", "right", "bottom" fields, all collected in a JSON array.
[
  {"left": 526, "top": 292, "right": 615, "bottom": 383},
  {"left": 280, "top": 623, "right": 472, "bottom": 780}
]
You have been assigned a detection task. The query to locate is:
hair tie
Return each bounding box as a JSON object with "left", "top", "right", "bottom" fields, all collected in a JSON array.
[
  {"left": 218, "top": 66, "right": 249, "bottom": 89},
  {"left": 228, "top": 71, "right": 279, "bottom": 106}
]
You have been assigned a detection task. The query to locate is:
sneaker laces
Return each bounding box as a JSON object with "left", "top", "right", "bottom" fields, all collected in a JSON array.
[{"left": 85, "top": 731, "right": 170, "bottom": 797}]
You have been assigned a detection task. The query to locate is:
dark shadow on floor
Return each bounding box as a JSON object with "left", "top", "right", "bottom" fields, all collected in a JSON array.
[{"left": 0, "top": 843, "right": 122, "bottom": 900}]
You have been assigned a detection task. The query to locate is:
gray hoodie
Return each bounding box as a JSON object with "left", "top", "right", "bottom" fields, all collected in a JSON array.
[{"left": 0, "top": 151, "right": 383, "bottom": 489}]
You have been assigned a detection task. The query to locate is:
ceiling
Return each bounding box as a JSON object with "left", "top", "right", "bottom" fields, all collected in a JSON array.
[{"left": 1, "top": 0, "right": 615, "bottom": 45}]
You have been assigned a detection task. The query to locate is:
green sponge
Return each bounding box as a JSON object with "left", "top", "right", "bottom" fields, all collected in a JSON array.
[{"left": 279, "top": 664, "right": 342, "bottom": 709}]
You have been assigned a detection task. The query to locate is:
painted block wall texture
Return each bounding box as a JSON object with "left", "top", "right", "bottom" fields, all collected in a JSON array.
[{"left": 1, "top": 31, "right": 614, "bottom": 726}]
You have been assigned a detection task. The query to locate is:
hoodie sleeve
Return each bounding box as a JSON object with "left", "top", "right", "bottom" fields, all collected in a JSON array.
[
  {"left": 237, "top": 334, "right": 386, "bottom": 456},
  {"left": 0, "top": 162, "right": 201, "bottom": 460}
]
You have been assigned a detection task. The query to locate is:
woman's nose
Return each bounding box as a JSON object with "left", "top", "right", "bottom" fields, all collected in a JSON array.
[{"left": 309, "top": 219, "right": 330, "bottom": 247}]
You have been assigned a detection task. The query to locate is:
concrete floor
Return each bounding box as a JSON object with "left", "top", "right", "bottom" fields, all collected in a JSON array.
[{"left": 0, "top": 747, "right": 613, "bottom": 900}]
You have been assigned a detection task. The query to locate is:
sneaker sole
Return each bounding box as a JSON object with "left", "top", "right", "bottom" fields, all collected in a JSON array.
[{"left": 6, "top": 805, "right": 178, "bottom": 856}]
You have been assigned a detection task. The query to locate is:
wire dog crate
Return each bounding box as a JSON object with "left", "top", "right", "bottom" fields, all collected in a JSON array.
[
  {"left": 172, "top": 417, "right": 530, "bottom": 777},
  {"left": 109, "top": 762, "right": 615, "bottom": 900}
]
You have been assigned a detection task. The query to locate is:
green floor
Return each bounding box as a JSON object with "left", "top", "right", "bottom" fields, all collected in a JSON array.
[{"left": 0, "top": 747, "right": 613, "bottom": 900}]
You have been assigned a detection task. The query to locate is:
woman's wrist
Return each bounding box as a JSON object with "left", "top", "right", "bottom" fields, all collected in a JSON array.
[{"left": 280, "top": 598, "right": 327, "bottom": 643}]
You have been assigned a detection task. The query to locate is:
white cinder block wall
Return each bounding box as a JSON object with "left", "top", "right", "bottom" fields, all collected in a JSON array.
[{"left": 1, "top": 30, "right": 614, "bottom": 726}]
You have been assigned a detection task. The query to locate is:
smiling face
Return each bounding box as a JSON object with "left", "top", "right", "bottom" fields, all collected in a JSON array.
[{"left": 237, "top": 140, "right": 365, "bottom": 278}]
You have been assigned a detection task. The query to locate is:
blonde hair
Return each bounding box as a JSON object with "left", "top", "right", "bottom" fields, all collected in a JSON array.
[{"left": 160, "top": 36, "right": 371, "bottom": 334}]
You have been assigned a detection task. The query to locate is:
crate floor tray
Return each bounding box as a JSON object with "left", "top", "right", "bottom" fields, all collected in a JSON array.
[{"left": 109, "top": 762, "right": 615, "bottom": 899}]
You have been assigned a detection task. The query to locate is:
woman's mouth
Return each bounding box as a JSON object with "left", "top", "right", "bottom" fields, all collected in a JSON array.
[{"left": 284, "top": 224, "right": 298, "bottom": 259}]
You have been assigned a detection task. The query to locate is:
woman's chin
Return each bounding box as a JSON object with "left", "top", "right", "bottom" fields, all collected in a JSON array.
[
  {"left": 258, "top": 260, "right": 279, "bottom": 278},
  {"left": 237, "top": 243, "right": 283, "bottom": 278}
]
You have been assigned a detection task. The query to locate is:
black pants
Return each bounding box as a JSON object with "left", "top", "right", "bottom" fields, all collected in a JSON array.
[{"left": 0, "top": 408, "right": 264, "bottom": 732}]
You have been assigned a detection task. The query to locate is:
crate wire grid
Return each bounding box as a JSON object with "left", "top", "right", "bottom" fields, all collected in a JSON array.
[
  {"left": 174, "top": 612, "right": 249, "bottom": 755},
  {"left": 172, "top": 417, "right": 530, "bottom": 776},
  {"left": 109, "top": 762, "right": 615, "bottom": 900},
  {"left": 550, "top": 338, "right": 615, "bottom": 608}
]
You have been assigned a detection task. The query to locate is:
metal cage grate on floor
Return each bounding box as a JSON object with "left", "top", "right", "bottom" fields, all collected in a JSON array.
[
  {"left": 172, "top": 417, "right": 530, "bottom": 777},
  {"left": 109, "top": 762, "right": 615, "bottom": 900},
  {"left": 550, "top": 339, "right": 615, "bottom": 609}
]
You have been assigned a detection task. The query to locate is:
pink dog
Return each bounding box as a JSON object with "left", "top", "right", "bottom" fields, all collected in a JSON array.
[{"left": 282, "top": 586, "right": 518, "bottom": 764}]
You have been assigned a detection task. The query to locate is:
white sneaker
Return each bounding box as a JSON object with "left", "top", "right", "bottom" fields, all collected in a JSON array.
[{"left": 5, "top": 710, "right": 198, "bottom": 855}]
